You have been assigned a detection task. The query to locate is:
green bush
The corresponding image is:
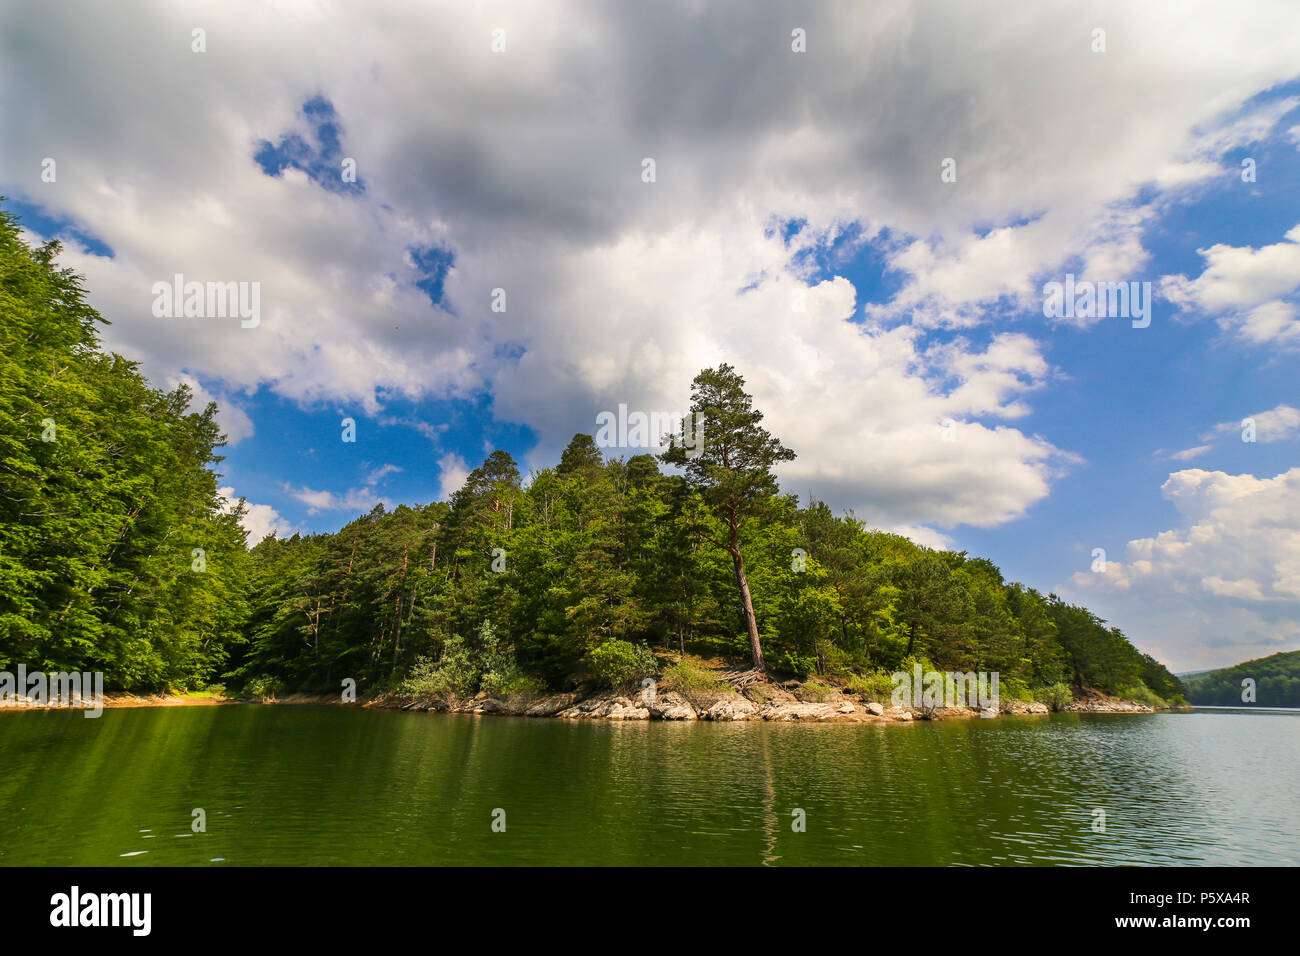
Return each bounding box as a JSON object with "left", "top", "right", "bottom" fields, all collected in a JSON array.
[
  {"left": 590, "top": 640, "right": 658, "bottom": 692},
  {"left": 895, "top": 655, "right": 940, "bottom": 711},
  {"left": 770, "top": 649, "right": 815, "bottom": 679},
  {"left": 999, "top": 677, "right": 1033, "bottom": 703},
  {"left": 1036, "top": 682, "right": 1073, "bottom": 712},
  {"left": 399, "top": 632, "right": 480, "bottom": 699},
  {"left": 846, "top": 669, "right": 895, "bottom": 702},
  {"left": 477, "top": 621, "right": 537, "bottom": 698},
  {"left": 245, "top": 675, "right": 284, "bottom": 700},
  {"left": 1119, "top": 683, "right": 1165, "bottom": 708},
  {"left": 661, "top": 658, "right": 730, "bottom": 709},
  {"left": 489, "top": 672, "right": 545, "bottom": 699},
  {"left": 796, "top": 681, "right": 834, "bottom": 702}
]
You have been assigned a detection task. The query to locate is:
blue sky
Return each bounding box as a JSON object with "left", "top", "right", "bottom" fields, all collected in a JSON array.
[{"left": 3, "top": 0, "right": 1299, "bottom": 671}]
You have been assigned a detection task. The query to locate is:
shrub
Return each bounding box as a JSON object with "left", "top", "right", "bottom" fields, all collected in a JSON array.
[
  {"left": 490, "top": 672, "right": 546, "bottom": 700},
  {"left": 999, "top": 677, "right": 1033, "bottom": 703},
  {"left": 895, "top": 654, "right": 941, "bottom": 712},
  {"left": 661, "top": 658, "right": 730, "bottom": 710},
  {"left": 769, "top": 649, "right": 816, "bottom": 679},
  {"left": 590, "top": 640, "right": 658, "bottom": 692},
  {"left": 1119, "top": 683, "right": 1166, "bottom": 708},
  {"left": 1036, "top": 682, "right": 1073, "bottom": 712},
  {"left": 846, "top": 669, "right": 895, "bottom": 702},
  {"left": 796, "top": 681, "right": 834, "bottom": 702},
  {"left": 478, "top": 621, "right": 536, "bottom": 698},
  {"left": 245, "top": 676, "right": 284, "bottom": 701},
  {"left": 399, "top": 632, "right": 480, "bottom": 699}
]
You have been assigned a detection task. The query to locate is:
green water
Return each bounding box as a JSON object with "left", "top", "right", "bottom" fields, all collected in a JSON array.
[{"left": 1, "top": 704, "right": 1296, "bottom": 866}]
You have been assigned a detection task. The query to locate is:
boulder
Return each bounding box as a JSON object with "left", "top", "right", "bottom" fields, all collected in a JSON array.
[
  {"left": 702, "top": 696, "right": 761, "bottom": 721},
  {"left": 523, "top": 693, "right": 581, "bottom": 717},
  {"left": 931, "top": 706, "right": 979, "bottom": 720},
  {"left": 560, "top": 695, "right": 650, "bottom": 720},
  {"left": 556, "top": 695, "right": 613, "bottom": 719},
  {"left": 865, "top": 701, "right": 885, "bottom": 717},
  {"left": 762, "top": 701, "right": 841, "bottom": 721},
  {"left": 647, "top": 692, "right": 697, "bottom": 720},
  {"left": 603, "top": 697, "right": 651, "bottom": 720}
]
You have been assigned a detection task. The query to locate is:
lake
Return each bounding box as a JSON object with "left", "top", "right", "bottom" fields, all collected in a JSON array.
[{"left": 1, "top": 704, "right": 1296, "bottom": 866}]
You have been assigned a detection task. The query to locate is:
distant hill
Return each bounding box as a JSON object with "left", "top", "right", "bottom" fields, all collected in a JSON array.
[{"left": 1182, "top": 651, "right": 1300, "bottom": 707}]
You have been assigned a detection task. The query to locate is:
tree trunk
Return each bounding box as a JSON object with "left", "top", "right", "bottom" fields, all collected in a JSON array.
[{"left": 732, "top": 550, "right": 764, "bottom": 672}]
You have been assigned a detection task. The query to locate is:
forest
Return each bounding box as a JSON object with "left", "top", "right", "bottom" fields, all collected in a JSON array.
[
  {"left": 1181, "top": 650, "right": 1300, "bottom": 708},
  {"left": 0, "top": 204, "right": 1184, "bottom": 706}
]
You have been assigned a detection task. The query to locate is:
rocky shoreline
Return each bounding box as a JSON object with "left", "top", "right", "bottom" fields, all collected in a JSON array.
[
  {"left": 377, "top": 679, "right": 1156, "bottom": 723},
  {"left": 3, "top": 683, "right": 1163, "bottom": 720},
  {"left": 0, "top": 691, "right": 229, "bottom": 713}
]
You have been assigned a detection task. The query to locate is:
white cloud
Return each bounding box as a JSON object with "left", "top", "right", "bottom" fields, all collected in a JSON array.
[
  {"left": 285, "top": 484, "right": 387, "bottom": 515},
  {"left": 1162, "top": 224, "right": 1300, "bottom": 347},
  {"left": 4, "top": 0, "right": 1300, "bottom": 545},
  {"left": 1208, "top": 403, "right": 1300, "bottom": 443},
  {"left": 437, "top": 453, "right": 470, "bottom": 501},
  {"left": 364, "top": 463, "right": 402, "bottom": 485},
  {"left": 217, "top": 486, "right": 298, "bottom": 546},
  {"left": 1069, "top": 468, "right": 1300, "bottom": 670}
]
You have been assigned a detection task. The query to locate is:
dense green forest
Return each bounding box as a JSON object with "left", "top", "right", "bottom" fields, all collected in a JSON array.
[
  {"left": 0, "top": 206, "right": 247, "bottom": 689},
  {"left": 0, "top": 205, "right": 1184, "bottom": 705},
  {"left": 1182, "top": 651, "right": 1300, "bottom": 707}
]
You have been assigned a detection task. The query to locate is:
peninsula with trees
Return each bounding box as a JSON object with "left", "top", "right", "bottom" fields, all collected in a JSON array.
[{"left": 0, "top": 203, "right": 1184, "bottom": 720}]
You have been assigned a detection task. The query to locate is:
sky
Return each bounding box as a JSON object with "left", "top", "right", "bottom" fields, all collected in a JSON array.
[{"left": 2, "top": 0, "right": 1298, "bottom": 672}]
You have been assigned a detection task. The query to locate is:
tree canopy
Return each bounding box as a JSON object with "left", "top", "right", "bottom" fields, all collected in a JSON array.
[{"left": 0, "top": 204, "right": 1183, "bottom": 703}]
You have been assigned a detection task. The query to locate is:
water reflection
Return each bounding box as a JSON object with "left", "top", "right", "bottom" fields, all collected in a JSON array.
[{"left": 0, "top": 706, "right": 1296, "bottom": 865}]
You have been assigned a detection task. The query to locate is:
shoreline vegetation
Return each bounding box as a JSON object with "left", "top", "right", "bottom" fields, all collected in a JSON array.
[
  {"left": 4, "top": 654, "right": 1176, "bottom": 720},
  {"left": 1, "top": 203, "right": 1189, "bottom": 718}
]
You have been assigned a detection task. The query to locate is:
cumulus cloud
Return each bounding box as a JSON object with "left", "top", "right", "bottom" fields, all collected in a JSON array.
[
  {"left": 437, "top": 453, "right": 471, "bottom": 501},
  {"left": 4, "top": 0, "right": 1300, "bottom": 544},
  {"left": 1162, "top": 224, "right": 1300, "bottom": 347},
  {"left": 218, "top": 487, "right": 299, "bottom": 546},
  {"left": 1069, "top": 468, "right": 1300, "bottom": 670}
]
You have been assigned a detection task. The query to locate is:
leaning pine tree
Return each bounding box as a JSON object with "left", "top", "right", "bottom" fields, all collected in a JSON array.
[{"left": 660, "top": 364, "right": 794, "bottom": 673}]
